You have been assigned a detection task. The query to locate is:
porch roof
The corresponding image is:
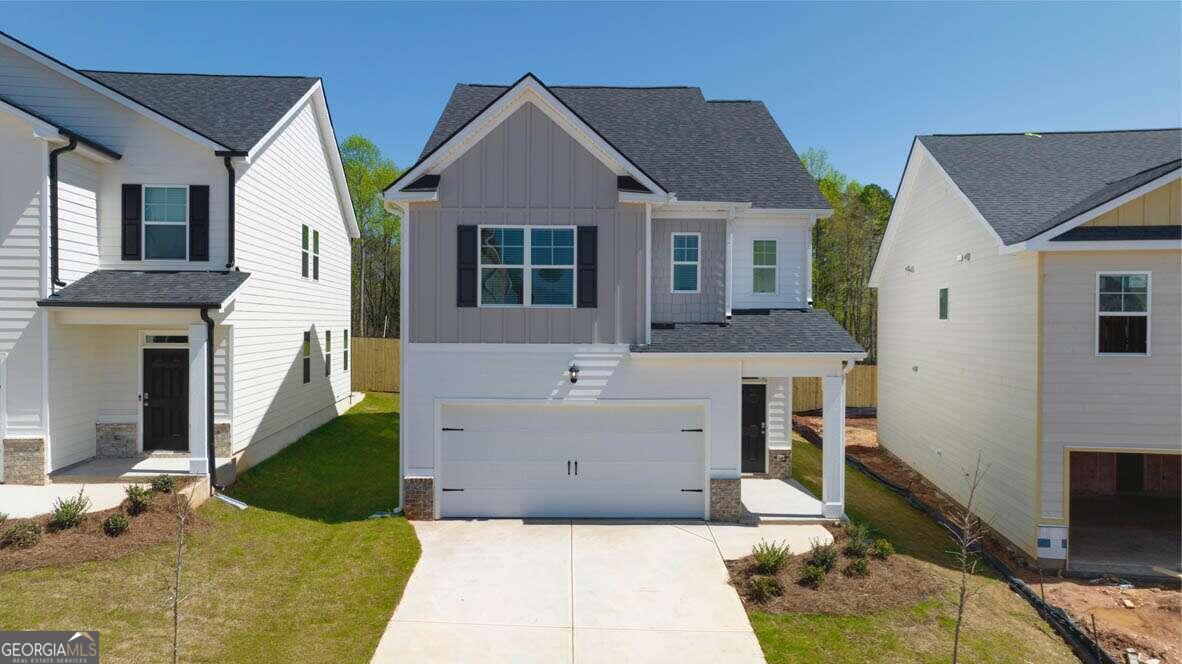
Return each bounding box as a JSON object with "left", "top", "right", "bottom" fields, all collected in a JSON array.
[
  {"left": 38, "top": 269, "right": 250, "bottom": 309},
  {"left": 632, "top": 308, "right": 864, "bottom": 355}
]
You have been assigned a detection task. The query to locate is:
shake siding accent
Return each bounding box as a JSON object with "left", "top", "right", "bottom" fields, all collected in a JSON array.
[
  {"left": 731, "top": 219, "right": 809, "bottom": 309},
  {"left": 1039, "top": 249, "right": 1182, "bottom": 519},
  {"left": 232, "top": 101, "right": 351, "bottom": 458},
  {"left": 1080, "top": 179, "right": 1182, "bottom": 227},
  {"left": 651, "top": 219, "right": 725, "bottom": 323},
  {"left": 409, "top": 102, "right": 644, "bottom": 344},
  {"left": 56, "top": 153, "right": 100, "bottom": 283},
  {"left": 876, "top": 150, "right": 1038, "bottom": 555},
  {"left": 0, "top": 115, "right": 47, "bottom": 437}
]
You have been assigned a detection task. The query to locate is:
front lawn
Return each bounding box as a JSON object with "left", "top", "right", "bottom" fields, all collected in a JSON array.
[
  {"left": 0, "top": 393, "right": 418, "bottom": 664},
  {"left": 748, "top": 436, "right": 1076, "bottom": 663}
]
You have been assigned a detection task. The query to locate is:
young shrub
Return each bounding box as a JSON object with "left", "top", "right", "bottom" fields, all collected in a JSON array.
[
  {"left": 0, "top": 512, "right": 7, "bottom": 529},
  {"left": 150, "top": 475, "right": 175, "bottom": 494},
  {"left": 125, "top": 484, "right": 153, "bottom": 516},
  {"left": 844, "top": 557, "right": 870, "bottom": 578},
  {"left": 2, "top": 522, "right": 42, "bottom": 549},
  {"left": 800, "top": 563, "right": 827, "bottom": 589},
  {"left": 48, "top": 489, "right": 90, "bottom": 530},
  {"left": 871, "top": 538, "right": 895, "bottom": 560},
  {"left": 844, "top": 535, "right": 871, "bottom": 559},
  {"left": 806, "top": 539, "right": 839, "bottom": 572},
  {"left": 844, "top": 521, "right": 872, "bottom": 542},
  {"left": 752, "top": 539, "right": 792, "bottom": 574},
  {"left": 103, "top": 513, "right": 130, "bottom": 537},
  {"left": 746, "top": 574, "right": 783, "bottom": 601}
]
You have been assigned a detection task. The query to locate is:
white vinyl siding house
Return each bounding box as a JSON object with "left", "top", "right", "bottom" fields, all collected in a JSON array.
[{"left": 0, "top": 31, "right": 357, "bottom": 485}]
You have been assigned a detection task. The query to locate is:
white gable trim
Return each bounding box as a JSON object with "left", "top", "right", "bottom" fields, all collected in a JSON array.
[
  {"left": 310, "top": 86, "right": 360, "bottom": 239},
  {"left": 0, "top": 32, "right": 229, "bottom": 152},
  {"left": 869, "top": 139, "right": 1004, "bottom": 287},
  {"left": 0, "top": 98, "right": 59, "bottom": 139},
  {"left": 1000, "top": 168, "right": 1181, "bottom": 254},
  {"left": 383, "top": 75, "right": 665, "bottom": 199}
]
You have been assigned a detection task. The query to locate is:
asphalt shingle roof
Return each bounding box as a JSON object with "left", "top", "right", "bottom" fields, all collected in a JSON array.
[
  {"left": 411, "top": 81, "right": 829, "bottom": 209},
  {"left": 632, "top": 309, "right": 864, "bottom": 354},
  {"left": 918, "top": 129, "right": 1182, "bottom": 245},
  {"left": 1052, "top": 225, "right": 1182, "bottom": 242},
  {"left": 38, "top": 270, "right": 250, "bottom": 308},
  {"left": 80, "top": 70, "right": 319, "bottom": 152}
]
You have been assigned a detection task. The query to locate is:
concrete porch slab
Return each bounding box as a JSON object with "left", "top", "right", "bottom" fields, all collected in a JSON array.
[
  {"left": 0, "top": 483, "right": 130, "bottom": 519},
  {"left": 50, "top": 455, "right": 233, "bottom": 484},
  {"left": 707, "top": 522, "right": 834, "bottom": 561},
  {"left": 741, "top": 477, "right": 826, "bottom": 522}
]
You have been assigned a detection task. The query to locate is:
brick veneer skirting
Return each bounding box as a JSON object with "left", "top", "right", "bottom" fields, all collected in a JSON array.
[
  {"left": 709, "top": 478, "right": 742, "bottom": 522},
  {"left": 3, "top": 437, "right": 47, "bottom": 485},
  {"left": 403, "top": 476, "right": 435, "bottom": 520},
  {"left": 96, "top": 423, "right": 138, "bottom": 458},
  {"left": 214, "top": 422, "right": 232, "bottom": 458},
  {"left": 768, "top": 449, "right": 792, "bottom": 480}
]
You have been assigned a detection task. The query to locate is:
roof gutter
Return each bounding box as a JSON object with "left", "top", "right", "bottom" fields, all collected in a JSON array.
[
  {"left": 49, "top": 136, "right": 78, "bottom": 289},
  {"left": 199, "top": 307, "right": 217, "bottom": 492},
  {"left": 214, "top": 151, "right": 246, "bottom": 270}
]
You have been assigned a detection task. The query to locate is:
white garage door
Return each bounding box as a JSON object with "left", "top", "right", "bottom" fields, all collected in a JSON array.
[{"left": 439, "top": 402, "right": 706, "bottom": 519}]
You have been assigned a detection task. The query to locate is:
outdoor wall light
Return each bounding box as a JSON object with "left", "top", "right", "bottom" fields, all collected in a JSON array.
[{"left": 568, "top": 363, "right": 580, "bottom": 384}]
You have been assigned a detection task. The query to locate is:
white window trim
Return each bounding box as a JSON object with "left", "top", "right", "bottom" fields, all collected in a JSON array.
[
  {"left": 671, "top": 232, "right": 701, "bottom": 294},
  {"left": 477, "top": 224, "right": 577, "bottom": 308},
  {"left": 1095, "top": 271, "right": 1151, "bottom": 357},
  {"left": 142, "top": 184, "right": 189, "bottom": 262},
  {"left": 751, "top": 238, "right": 778, "bottom": 295},
  {"left": 302, "top": 225, "right": 321, "bottom": 281}
]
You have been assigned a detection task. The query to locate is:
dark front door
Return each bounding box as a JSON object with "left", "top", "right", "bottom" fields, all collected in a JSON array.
[
  {"left": 143, "top": 349, "right": 188, "bottom": 452},
  {"left": 741, "top": 384, "right": 767, "bottom": 473}
]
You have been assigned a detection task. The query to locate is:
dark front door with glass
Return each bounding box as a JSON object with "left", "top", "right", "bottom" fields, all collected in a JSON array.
[
  {"left": 142, "top": 349, "right": 188, "bottom": 452},
  {"left": 741, "top": 384, "right": 767, "bottom": 473}
]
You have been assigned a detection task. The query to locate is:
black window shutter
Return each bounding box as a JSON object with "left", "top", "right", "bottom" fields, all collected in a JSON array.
[
  {"left": 457, "top": 225, "right": 478, "bottom": 307},
  {"left": 121, "top": 184, "right": 142, "bottom": 260},
  {"left": 189, "top": 185, "right": 210, "bottom": 261},
  {"left": 577, "top": 226, "right": 597, "bottom": 308}
]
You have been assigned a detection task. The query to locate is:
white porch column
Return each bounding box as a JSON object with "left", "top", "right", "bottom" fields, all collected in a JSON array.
[
  {"left": 821, "top": 373, "right": 846, "bottom": 518},
  {"left": 188, "top": 323, "right": 209, "bottom": 475}
]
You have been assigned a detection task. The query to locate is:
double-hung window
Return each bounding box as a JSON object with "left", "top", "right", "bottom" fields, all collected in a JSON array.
[
  {"left": 1097, "top": 273, "right": 1150, "bottom": 355},
  {"left": 143, "top": 186, "right": 188, "bottom": 260},
  {"left": 343, "top": 330, "right": 349, "bottom": 370},
  {"left": 325, "top": 331, "right": 332, "bottom": 376},
  {"left": 301, "top": 226, "right": 320, "bottom": 279},
  {"left": 479, "top": 226, "right": 575, "bottom": 306},
  {"left": 671, "top": 233, "right": 700, "bottom": 293},
  {"left": 302, "top": 225, "right": 310, "bottom": 277},
  {"left": 302, "top": 331, "right": 311, "bottom": 384},
  {"left": 938, "top": 288, "right": 949, "bottom": 320},
  {"left": 752, "top": 240, "right": 777, "bottom": 294}
]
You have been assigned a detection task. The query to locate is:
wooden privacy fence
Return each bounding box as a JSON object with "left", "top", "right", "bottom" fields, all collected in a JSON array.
[
  {"left": 792, "top": 364, "right": 877, "bottom": 412},
  {"left": 351, "top": 338, "right": 401, "bottom": 392}
]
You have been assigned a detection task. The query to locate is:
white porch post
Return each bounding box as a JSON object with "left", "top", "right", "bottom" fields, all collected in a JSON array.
[
  {"left": 187, "top": 322, "right": 209, "bottom": 475},
  {"left": 821, "top": 373, "right": 846, "bottom": 518}
]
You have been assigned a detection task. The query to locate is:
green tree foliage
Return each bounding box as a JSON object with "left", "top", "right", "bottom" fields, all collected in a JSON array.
[
  {"left": 340, "top": 135, "right": 402, "bottom": 337},
  {"left": 801, "top": 148, "right": 892, "bottom": 360}
]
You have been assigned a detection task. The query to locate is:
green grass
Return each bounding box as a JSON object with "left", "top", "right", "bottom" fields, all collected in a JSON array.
[
  {"left": 0, "top": 393, "right": 419, "bottom": 664},
  {"left": 749, "top": 436, "right": 1076, "bottom": 663}
]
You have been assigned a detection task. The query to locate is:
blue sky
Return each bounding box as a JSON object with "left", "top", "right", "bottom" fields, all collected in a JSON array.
[{"left": 4, "top": 2, "right": 1179, "bottom": 189}]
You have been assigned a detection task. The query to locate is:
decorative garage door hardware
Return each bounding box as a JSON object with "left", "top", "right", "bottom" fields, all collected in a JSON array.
[
  {"left": 441, "top": 427, "right": 464, "bottom": 431},
  {"left": 441, "top": 488, "right": 464, "bottom": 492},
  {"left": 567, "top": 460, "right": 578, "bottom": 475},
  {"left": 681, "top": 489, "right": 704, "bottom": 493},
  {"left": 681, "top": 428, "right": 704, "bottom": 432}
]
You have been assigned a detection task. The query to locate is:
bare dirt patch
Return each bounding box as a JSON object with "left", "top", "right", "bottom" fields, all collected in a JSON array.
[
  {"left": 0, "top": 487, "right": 203, "bottom": 573},
  {"left": 727, "top": 525, "right": 943, "bottom": 615}
]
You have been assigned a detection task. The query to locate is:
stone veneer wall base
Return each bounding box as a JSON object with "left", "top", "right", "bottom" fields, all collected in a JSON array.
[
  {"left": 96, "top": 423, "right": 138, "bottom": 458},
  {"left": 768, "top": 449, "right": 792, "bottom": 480},
  {"left": 709, "top": 478, "right": 742, "bottom": 522},
  {"left": 403, "top": 476, "right": 435, "bottom": 520},
  {"left": 214, "top": 422, "right": 232, "bottom": 458},
  {"left": 3, "top": 438, "right": 48, "bottom": 485}
]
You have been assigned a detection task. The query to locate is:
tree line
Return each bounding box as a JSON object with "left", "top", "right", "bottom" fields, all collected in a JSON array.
[{"left": 341, "top": 136, "right": 891, "bottom": 356}]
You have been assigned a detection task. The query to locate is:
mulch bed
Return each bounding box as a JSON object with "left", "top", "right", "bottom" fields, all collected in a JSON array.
[
  {"left": 0, "top": 486, "right": 204, "bottom": 573},
  {"left": 726, "top": 525, "right": 943, "bottom": 616}
]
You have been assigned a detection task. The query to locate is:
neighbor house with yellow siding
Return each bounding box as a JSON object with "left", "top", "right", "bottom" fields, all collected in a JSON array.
[{"left": 869, "top": 129, "right": 1180, "bottom": 577}]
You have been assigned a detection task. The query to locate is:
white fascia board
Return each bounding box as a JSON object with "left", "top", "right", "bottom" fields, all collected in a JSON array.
[
  {"left": 384, "top": 75, "right": 666, "bottom": 199},
  {"left": 385, "top": 189, "right": 438, "bottom": 203},
  {"left": 0, "top": 33, "right": 228, "bottom": 152},
  {"left": 407, "top": 342, "right": 632, "bottom": 354},
  {"left": 1002, "top": 168, "right": 1182, "bottom": 254},
  {"left": 304, "top": 85, "right": 360, "bottom": 238},
  {"left": 619, "top": 191, "right": 671, "bottom": 204},
  {"left": 917, "top": 140, "right": 1004, "bottom": 247},
  {"left": 1021, "top": 239, "right": 1182, "bottom": 253},
  {"left": 0, "top": 99, "right": 59, "bottom": 139},
  {"left": 653, "top": 201, "right": 752, "bottom": 220},
  {"left": 246, "top": 82, "right": 321, "bottom": 161},
  {"left": 631, "top": 351, "right": 866, "bottom": 361},
  {"left": 741, "top": 207, "right": 832, "bottom": 219}
]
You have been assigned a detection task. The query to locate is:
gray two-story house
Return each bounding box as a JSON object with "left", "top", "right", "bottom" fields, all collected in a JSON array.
[{"left": 384, "top": 74, "right": 864, "bottom": 522}]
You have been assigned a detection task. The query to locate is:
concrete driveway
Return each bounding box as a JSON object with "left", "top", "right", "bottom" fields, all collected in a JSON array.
[{"left": 372, "top": 519, "right": 833, "bottom": 664}]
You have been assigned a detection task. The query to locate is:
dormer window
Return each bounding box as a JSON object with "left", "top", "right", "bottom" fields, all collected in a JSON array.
[{"left": 671, "top": 233, "right": 700, "bottom": 293}]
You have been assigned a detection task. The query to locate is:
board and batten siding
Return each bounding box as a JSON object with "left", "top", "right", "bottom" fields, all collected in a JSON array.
[
  {"left": 230, "top": 100, "right": 352, "bottom": 464},
  {"left": 1081, "top": 179, "right": 1181, "bottom": 227},
  {"left": 0, "top": 114, "right": 47, "bottom": 440},
  {"left": 875, "top": 148, "right": 1039, "bottom": 555},
  {"left": 1039, "top": 248, "right": 1182, "bottom": 520},
  {"left": 730, "top": 219, "right": 809, "bottom": 309},
  {"left": 408, "top": 102, "right": 644, "bottom": 345},
  {"left": 651, "top": 219, "right": 725, "bottom": 323}
]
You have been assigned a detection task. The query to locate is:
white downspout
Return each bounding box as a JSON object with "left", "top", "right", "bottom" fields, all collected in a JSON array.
[
  {"left": 644, "top": 202, "right": 652, "bottom": 345},
  {"left": 725, "top": 206, "right": 735, "bottom": 319},
  {"left": 806, "top": 212, "right": 816, "bottom": 307}
]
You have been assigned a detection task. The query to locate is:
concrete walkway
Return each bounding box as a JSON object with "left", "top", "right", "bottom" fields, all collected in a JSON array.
[
  {"left": 372, "top": 519, "right": 832, "bottom": 664},
  {"left": 0, "top": 483, "right": 132, "bottom": 518}
]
